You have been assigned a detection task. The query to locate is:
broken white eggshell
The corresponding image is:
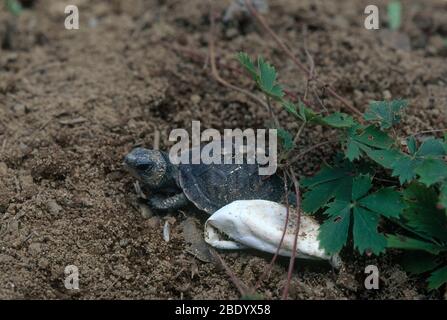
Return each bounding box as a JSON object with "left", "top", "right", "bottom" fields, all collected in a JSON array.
[{"left": 204, "top": 200, "right": 342, "bottom": 268}]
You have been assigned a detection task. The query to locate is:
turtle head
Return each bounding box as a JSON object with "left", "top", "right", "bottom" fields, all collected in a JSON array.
[{"left": 124, "top": 148, "right": 168, "bottom": 189}]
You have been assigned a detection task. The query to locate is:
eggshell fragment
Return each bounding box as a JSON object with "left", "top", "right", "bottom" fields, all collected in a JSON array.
[{"left": 204, "top": 200, "right": 342, "bottom": 268}]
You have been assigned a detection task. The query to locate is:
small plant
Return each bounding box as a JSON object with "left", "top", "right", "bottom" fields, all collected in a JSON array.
[
  {"left": 4, "top": 0, "right": 23, "bottom": 16},
  {"left": 387, "top": 0, "right": 402, "bottom": 31},
  {"left": 237, "top": 52, "right": 447, "bottom": 290},
  {"left": 387, "top": 182, "right": 447, "bottom": 289}
]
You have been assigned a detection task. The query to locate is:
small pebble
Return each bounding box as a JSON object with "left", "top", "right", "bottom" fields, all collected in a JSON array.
[
  {"left": 0, "top": 254, "right": 14, "bottom": 264},
  {"left": 383, "top": 90, "right": 392, "bottom": 100},
  {"left": 29, "top": 242, "right": 42, "bottom": 255},
  {"left": 47, "top": 200, "right": 62, "bottom": 215},
  {"left": 163, "top": 221, "right": 170, "bottom": 242},
  {"left": 139, "top": 203, "right": 153, "bottom": 219},
  {"left": 190, "top": 94, "right": 201, "bottom": 105},
  {"left": 147, "top": 216, "right": 160, "bottom": 229},
  {"left": 38, "top": 258, "right": 49, "bottom": 269},
  {"left": 0, "top": 162, "right": 8, "bottom": 175},
  {"left": 12, "top": 104, "right": 27, "bottom": 116},
  {"left": 119, "top": 239, "right": 129, "bottom": 247}
]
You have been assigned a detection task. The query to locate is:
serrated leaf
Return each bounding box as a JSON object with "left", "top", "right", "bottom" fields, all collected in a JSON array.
[
  {"left": 358, "top": 187, "right": 405, "bottom": 218},
  {"left": 318, "top": 203, "right": 351, "bottom": 255},
  {"left": 400, "top": 252, "right": 442, "bottom": 275},
  {"left": 390, "top": 156, "right": 419, "bottom": 184},
  {"left": 386, "top": 137, "right": 447, "bottom": 185},
  {"left": 270, "top": 84, "right": 284, "bottom": 98},
  {"left": 364, "top": 100, "right": 408, "bottom": 129},
  {"left": 257, "top": 56, "right": 284, "bottom": 99},
  {"left": 345, "top": 141, "right": 361, "bottom": 161},
  {"left": 303, "top": 163, "right": 391, "bottom": 255},
  {"left": 281, "top": 100, "right": 299, "bottom": 118},
  {"left": 237, "top": 52, "right": 258, "bottom": 80},
  {"left": 298, "top": 101, "right": 308, "bottom": 121},
  {"left": 414, "top": 159, "right": 447, "bottom": 186},
  {"left": 277, "top": 128, "right": 294, "bottom": 152},
  {"left": 353, "top": 207, "right": 387, "bottom": 255},
  {"left": 427, "top": 266, "right": 447, "bottom": 290},
  {"left": 344, "top": 125, "right": 394, "bottom": 161}
]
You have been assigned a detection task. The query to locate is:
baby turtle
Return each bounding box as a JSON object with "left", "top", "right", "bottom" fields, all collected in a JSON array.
[{"left": 124, "top": 145, "right": 284, "bottom": 214}]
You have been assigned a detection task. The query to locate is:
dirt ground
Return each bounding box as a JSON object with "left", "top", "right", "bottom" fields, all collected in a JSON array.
[{"left": 0, "top": 0, "right": 446, "bottom": 299}]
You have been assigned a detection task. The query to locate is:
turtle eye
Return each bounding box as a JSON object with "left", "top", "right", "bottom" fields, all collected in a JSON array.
[{"left": 136, "top": 163, "right": 152, "bottom": 171}]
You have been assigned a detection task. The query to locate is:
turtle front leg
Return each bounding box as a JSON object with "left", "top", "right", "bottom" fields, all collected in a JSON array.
[{"left": 149, "top": 193, "right": 189, "bottom": 211}]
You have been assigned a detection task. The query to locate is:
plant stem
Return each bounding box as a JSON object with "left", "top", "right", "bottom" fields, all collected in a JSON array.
[
  {"left": 207, "top": 1, "right": 270, "bottom": 113},
  {"left": 244, "top": 0, "right": 363, "bottom": 119},
  {"left": 281, "top": 168, "right": 302, "bottom": 299},
  {"left": 209, "top": 248, "right": 251, "bottom": 297}
]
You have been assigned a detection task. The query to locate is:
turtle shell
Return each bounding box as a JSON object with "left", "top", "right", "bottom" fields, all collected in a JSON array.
[{"left": 178, "top": 144, "right": 283, "bottom": 214}]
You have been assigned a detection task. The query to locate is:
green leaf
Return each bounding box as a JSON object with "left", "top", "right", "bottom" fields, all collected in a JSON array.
[
  {"left": 388, "top": 1, "right": 402, "bottom": 31},
  {"left": 364, "top": 100, "right": 408, "bottom": 129},
  {"left": 344, "top": 125, "right": 394, "bottom": 161},
  {"left": 400, "top": 252, "right": 441, "bottom": 275},
  {"left": 414, "top": 159, "right": 447, "bottom": 186},
  {"left": 345, "top": 140, "right": 362, "bottom": 161},
  {"left": 387, "top": 137, "right": 447, "bottom": 185},
  {"left": 318, "top": 202, "right": 351, "bottom": 255},
  {"left": 321, "top": 113, "right": 355, "bottom": 128},
  {"left": 363, "top": 148, "right": 402, "bottom": 168},
  {"left": 303, "top": 164, "right": 391, "bottom": 255},
  {"left": 302, "top": 162, "right": 354, "bottom": 212},
  {"left": 390, "top": 156, "right": 419, "bottom": 184},
  {"left": 353, "top": 125, "right": 395, "bottom": 149},
  {"left": 5, "top": 0, "right": 23, "bottom": 16},
  {"left": 237, "top": 52, "right": 258, "bottom": 80},
  {"left": 407, "top": 136, "right": 417, "bottom": 155},
  {"left": 301, "top": 163, "right": 352, "bottom": 188},
  {"left": 353, "top": 207, "right": 387, "bottom": 255},
  {"left": 358, "top": 187, "right": 405, "bottom": 218},
  {"left": 400, "top": 183, "right": 447, "bottom": 242},
  {"left": 352, "top": 175, "right": 372, "bottom": 200},
  {"left": 302, "top": 177, "right": 350, "bottom": 213},
  {"left": 440, "top": 183, "right": 447, "bottom": 209},
  {"left": 257, "top": 56, "right": 284, "bottom": 99},
  {"left": 428, "top": 266, "right": 447, "bottom": 290},
  {"left": 417, "top": 138, "right": 446, "bottom": 157},
  {"left": 277, "top": 128, "right": 294, "bottom": 152},
  {"left": 281, "top": 100, "right": 299, "bottom": 118},
  {"left": 386, "top": 235, "right": 444, "bottom": 254}
]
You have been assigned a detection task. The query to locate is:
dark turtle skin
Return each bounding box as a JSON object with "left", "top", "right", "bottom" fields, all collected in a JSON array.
[{"left": 124, "top": 146, "right": 283, "bottom": 214}]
